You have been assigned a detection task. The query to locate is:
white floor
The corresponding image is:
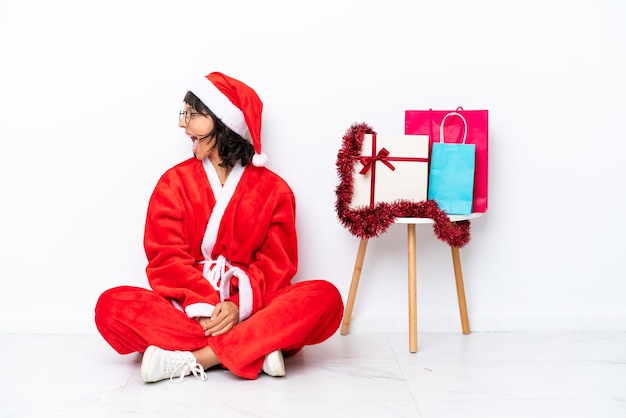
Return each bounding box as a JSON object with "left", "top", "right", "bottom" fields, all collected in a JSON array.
[{"left": 1, "top": 331, "right": 625, "bottom": 418}]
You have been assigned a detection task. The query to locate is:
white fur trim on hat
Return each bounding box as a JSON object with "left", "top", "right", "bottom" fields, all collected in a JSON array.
[{"left": 188, "top": 78, "right": 251, "bottom": 141}]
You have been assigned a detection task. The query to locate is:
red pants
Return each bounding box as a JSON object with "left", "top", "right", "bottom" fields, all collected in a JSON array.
[{"left": 95, "top": 280, "right": 343, "bottom": 379}]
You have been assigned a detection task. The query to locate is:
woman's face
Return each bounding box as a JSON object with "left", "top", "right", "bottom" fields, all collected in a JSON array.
[{"left": 179, "top": 106, "right": 216, "bottom": 160}]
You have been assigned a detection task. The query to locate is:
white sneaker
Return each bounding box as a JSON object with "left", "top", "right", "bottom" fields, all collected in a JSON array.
[
  {"left": 140, "top": 345, "right": 208, "bottom": 383},
  {"left": 262, "top": 350, "right": 285, "bottom": 377}
]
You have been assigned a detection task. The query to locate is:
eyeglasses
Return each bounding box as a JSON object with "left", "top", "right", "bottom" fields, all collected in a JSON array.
[{"left": 178, "top": 109, "right": 205, "bottom": 125}]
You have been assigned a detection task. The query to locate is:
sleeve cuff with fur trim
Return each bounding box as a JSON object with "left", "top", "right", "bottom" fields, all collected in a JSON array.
[{"left": 185, "top": 302, "right": 215, "bottom": 319}]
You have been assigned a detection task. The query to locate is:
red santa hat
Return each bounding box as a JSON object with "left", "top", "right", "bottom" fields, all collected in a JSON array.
[{"left": 189, "top": 72, "right": 267, "bottom": 167}]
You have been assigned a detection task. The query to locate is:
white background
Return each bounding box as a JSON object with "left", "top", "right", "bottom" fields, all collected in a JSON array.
[{"left": 1, "top": 0, "right": 624, "bottom": 334}]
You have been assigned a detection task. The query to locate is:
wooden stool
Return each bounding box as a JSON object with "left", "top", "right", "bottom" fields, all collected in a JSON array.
[{"left": 340, "top": 213, "right": 482, "bottom": 352}]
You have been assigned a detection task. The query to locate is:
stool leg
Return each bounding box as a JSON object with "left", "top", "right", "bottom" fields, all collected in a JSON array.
[
  {"left": 407, "top": 224, "right": 417, "bottom": 353},
  {"left": 341, "top": 238, "right": 369, "bottom": 335},
  {"left": 451, "top": 245, "right": 470, "bottom": 335}
]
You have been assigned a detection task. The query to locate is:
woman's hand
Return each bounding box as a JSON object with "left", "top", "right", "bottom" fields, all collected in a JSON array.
[{"left": 198, "top": 301, "right": 239, "bottom": 337}]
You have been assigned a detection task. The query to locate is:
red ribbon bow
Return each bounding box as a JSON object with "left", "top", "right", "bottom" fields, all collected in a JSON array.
[{"left": 359, "top": 147, "right": 396, "bottom": 175}]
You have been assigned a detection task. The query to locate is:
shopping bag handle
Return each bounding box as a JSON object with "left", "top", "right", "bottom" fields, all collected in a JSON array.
[{"left": 439, "top": 111, "right": 468, "bottom": 144}]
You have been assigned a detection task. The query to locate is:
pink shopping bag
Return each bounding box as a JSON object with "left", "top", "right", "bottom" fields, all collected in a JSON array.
[{"left": 405, "top": 107, "right": 488, "bottom": 213}]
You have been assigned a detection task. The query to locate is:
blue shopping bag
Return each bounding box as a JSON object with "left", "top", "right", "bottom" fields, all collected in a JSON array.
[{"left": 427, "top": 112, "right": 476, "bottom": 215}]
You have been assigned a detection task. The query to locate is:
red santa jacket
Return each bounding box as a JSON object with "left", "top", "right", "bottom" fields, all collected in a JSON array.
[{"left": 143, "top": 157, "right": 298, "bottom": 322}]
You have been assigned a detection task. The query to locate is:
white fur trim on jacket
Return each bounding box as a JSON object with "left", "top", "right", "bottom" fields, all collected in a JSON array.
[{"left": 197, "top": 162, "right": 253, "bottom": 322}]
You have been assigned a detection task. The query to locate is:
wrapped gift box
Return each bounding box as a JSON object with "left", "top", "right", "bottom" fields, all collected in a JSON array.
[{"left": 350, "top": 133, "right": 430, "bottom": 208}]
